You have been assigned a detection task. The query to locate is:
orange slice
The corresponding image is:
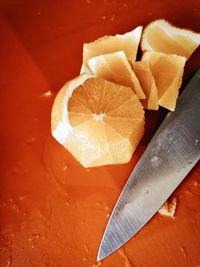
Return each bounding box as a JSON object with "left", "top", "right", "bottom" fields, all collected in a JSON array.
[
  {"left": 142, "top": 51, "right": 186, "bottom": 111},
  {"left": 87, "top": 51, "right": 145, "bottom": 99},
  {"left": 80, "top": 26, "right": 143, "bottom": 74},
  {"left": 51, "top": 74, "right": 145, "bottom": 167},
  {"left": 141, "top": 19, "right": 200, "bottom": 59},
  {"left": 132, "top": 61, "right": 158, "bottom": 110}
]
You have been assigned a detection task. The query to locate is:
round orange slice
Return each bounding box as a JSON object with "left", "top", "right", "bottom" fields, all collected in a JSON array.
[
  {"left": 141, "top": 19, "right": 200, "bottom": 59},
  {"left": 51, "top": 74, "right": 145, "bottom": 167}
]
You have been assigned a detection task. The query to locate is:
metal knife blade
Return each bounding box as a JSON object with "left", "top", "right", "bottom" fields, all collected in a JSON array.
[{"left": 97, "top": 69, "right": 200, "bottom": 261}]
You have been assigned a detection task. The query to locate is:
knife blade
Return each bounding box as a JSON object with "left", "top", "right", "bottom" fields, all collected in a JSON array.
[{"left": 97, "top": 69, "right": 200, "bottom": 261}]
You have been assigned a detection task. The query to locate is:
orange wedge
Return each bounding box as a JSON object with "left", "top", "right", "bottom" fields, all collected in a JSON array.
[
  {"left": 132, "top": 61, "right": 158, "bottom": 110},
  {"left": 87, "top": 51, "right": 145, "bottom": 99},
  {"left": 142, "top": 51, "right": 186, "bottom": 111},
  {"left": 141, "top": 19, "right": 200, "bottom": 59},
  {"left": 51, "top": 74, "right": 145, "bottom": 167},
  {"left": 80, "top": 26, "right": 143, "bottom": 74}
]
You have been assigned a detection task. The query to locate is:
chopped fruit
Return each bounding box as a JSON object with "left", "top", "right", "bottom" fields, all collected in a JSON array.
[
  {"left": 87, "top": 51, "right": 145, "bottom": 99},
  {"left": 51, "top": 74, "right": 145, "bottom": 167},
  {"left": 158, "top": 197, "right": 177, "bottom": 219},
  {"left": 52, "top": 19, "right": 194, "bottom": 168},
  {"left": 142, "top": 51, "right": 186, "bottom": 111},
  {"left": 132, "top": 61, "right": 158, "bottom": 110},
  {"left": 80, "top": 26, "right": 143, "bottom": 74},
  {"left": 141, "top": 19, "right": 200, "bottom": 59}
]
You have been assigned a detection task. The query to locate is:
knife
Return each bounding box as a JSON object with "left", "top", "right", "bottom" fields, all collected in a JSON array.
[{"left": 97, "top": 69, "right": 200, "bottom": 261}]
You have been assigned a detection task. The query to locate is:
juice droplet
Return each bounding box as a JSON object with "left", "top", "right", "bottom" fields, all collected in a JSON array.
[
  {"left": 37, "top": 9, "right": 41, "bottom": 16},
  {"left": 185, "top": 189, "right": 193, "bottom": 196},
  {"left": 28, "top": 233, "right": 43, "bottom": 249},
  {"left": 63, "top": 165, "right": 69, "bottom": 172},
  {"left": 96, "top": 201, "right": 101, "bottom": 207},
  {"left": 6, "top": 255, "right": 12, "bottom": 267},
  {"left": 109, "top": 14, "right": 116, "bottom": 22},
  {"left": 180, "top": 246, "right": 188, "bottom": 259},
  {"left": 40, "top": 90, "right": 52, "bottom": 97},
  {"left": 151, "top": 155, "right": 161, "bottom": 167},
  {"left": 12, "top": 203, "right": 18, "bottom": 210},
  {"left": 83, "top": 243, "right": 89, "bottom": 253},
  {"left": 9, "top": 232, "right": 15, "bottom": 238},
  {"left": 33, "top": 233, "right": 41, "bottom": 239},
  {"left": 8, "top": 198, "right": 14, "bottom": 203},
  {"left": 17, "top": 195, "right": 27, "bottom": 201}
]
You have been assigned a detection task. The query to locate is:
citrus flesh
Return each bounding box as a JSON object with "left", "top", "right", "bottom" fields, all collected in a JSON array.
[
  {"left": 132, "top": 61, "right": 158, "bottom": 110},
  {"left": 87, "top": 51, "right": 145, "bottom": 99},
  {"left": 141, "top": 19, "right": 200, "bottom": 59},
  {"left": 51, "top": 75, "right": 145, "bottom": 167},
  {"left": 80, "top": 26, "right": 143, "bottom": 74},
  {"left": 52, "top": 19, "right": 198, "bottom": 167},
  {"left": 142, "top": 51, "right": 186, "bottom": 111}
]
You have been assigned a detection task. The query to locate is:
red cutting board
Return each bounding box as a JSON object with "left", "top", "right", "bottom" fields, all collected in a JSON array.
[{"left": 0, "top": 1, "right": 200, "bottom": 267}]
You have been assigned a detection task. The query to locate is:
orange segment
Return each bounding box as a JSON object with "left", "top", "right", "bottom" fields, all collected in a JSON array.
[
  {"left": 51, "top": 74, "right": 93, "bottom": 141},
  {"left": 141, "top": 19, "right": 200, "bottom": 59},
  {"left": 132, "top": 61, "right": 158, "bottom": 110},
  {"left": 87, "top": 51, "right": 145, "bottom": 99},
  {"left": 103, "top": 122, "right": 137, "bottom": 164},
  {"left": 69, "top": 119, "right": 113, "bottom": 167},
  {"left": 80, "top": 26, "right": 143, "bottom": 74},
  {"left": 142, "top": 51, "right": 186, "bottom": 111},
  {"left": 51, "top": 75, "right": 144, "bottom": 167}
]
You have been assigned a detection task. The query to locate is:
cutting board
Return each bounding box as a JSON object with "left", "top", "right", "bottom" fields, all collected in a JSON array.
[{"left": 0, "top": 1, "right": 200, "bottom": 266}]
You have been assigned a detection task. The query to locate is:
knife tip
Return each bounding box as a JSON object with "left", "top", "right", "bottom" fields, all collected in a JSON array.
[
  {"left": 97, "top": 243, "right": 116, "bottom": 262},
  {"left": 96, "top": 248, "right": 104, "bottom": 262}
]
